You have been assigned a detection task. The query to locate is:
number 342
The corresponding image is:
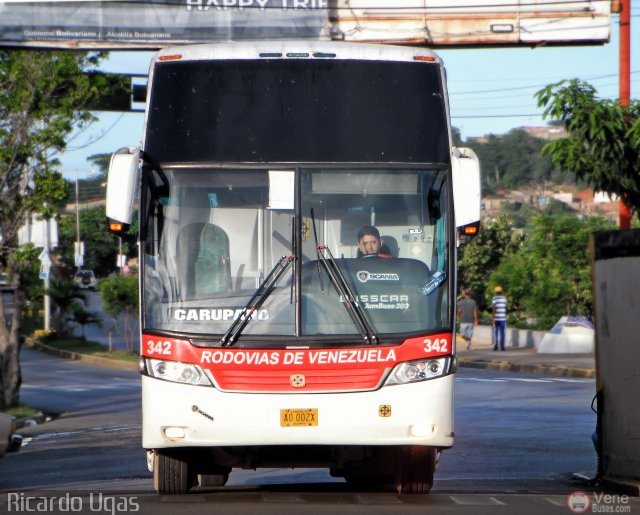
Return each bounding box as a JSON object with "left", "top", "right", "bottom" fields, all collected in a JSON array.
[
  {"left": 146, "top": 340, "right": 172, "bottom": 355},
  {"left": 423, "top": 338, "right": 448, "bottom": 353}
]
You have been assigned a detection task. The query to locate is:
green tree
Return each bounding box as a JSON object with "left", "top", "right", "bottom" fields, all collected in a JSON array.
[
  {"left": 71, "top": 304, "right": 102, "bottom": 343},
  {"left": 0, "top": 49, "right": 109, "bottom": 409},
  {"left": 87, "top": 153, "right": 111, "bottom": 175},
  {"left": 58, "top": 205, "right": 136, "bottom": 278},
  {"left": 46, "top": 279, "right": 87, "bottom": 334},
  {"left": 457, "top": 214, "right": 523, "bottom": 314},
  {"left": 490, "top": 214, "right": 614, "bottom": 329},
  {"left": 470, "top": 129, "right": 556, "bottom": 192},
  {"left": 451, "top": 126, "right": 463, "bottom": 147},
  {"left": 536, "top": 79, "right": 640, "bottom": 216},
  {"left": 500, "top": 198, "right": 575, "bottom": 231},
  {"left": 98, "top": 275, "right": 139, "bottom": 353}
]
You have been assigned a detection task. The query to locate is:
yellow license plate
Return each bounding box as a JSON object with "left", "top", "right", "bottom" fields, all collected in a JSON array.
[{"left": 280, "top": 409, "right": 318, "bottom": 427}]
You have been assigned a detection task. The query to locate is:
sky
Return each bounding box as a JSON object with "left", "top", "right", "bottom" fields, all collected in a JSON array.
[{"left": 58, "top": 7, "right": 639, "bottom": 180}]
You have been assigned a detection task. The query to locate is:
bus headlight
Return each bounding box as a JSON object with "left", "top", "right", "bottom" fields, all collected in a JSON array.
[
  {"left": 384, "top": 357, "right": 452, "bottom": 386},
  {"left": 145, "top": 358, "right": 212, "bottom": 386}
]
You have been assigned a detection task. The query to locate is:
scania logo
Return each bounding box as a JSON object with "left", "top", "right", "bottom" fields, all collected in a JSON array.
[
  {"left": 356, "top": 271, "right": 400, "bottom": 283},
  {"left": 290, "top": 374, "right": 306, "bottom": 388}
]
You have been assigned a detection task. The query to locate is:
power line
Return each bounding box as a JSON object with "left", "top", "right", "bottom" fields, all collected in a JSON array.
[
  {"left": 66, "top": 113, "right": 126, "bottom": 151},
  {"left": 449, "top": 72, "right": 639, "bottom": 97},
  {"left": 452, "top": 113, "right": 544, "bottom": 119}
]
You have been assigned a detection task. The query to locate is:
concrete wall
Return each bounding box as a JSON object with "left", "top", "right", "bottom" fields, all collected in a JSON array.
[
  {"left": 591, "top": 229, "right": 640, "bottom": 492},
  {"left": 473, "top": 325, "right": 546, "bottom": 349}
]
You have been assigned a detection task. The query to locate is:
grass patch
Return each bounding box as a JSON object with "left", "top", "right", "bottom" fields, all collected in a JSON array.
[
  {"left": 6, "top": 405, "right": 39, "bottom": 418},
  {"left": 43, "top": 337, "right": 139, "bottom": 363}
]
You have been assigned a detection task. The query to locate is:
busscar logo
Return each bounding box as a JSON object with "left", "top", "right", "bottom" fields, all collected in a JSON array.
[{"left": 356, "top": 271, "right": 400, "bottom": 283}]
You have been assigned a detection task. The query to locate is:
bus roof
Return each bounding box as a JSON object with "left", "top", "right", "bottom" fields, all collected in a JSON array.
[{"left": 153, "top": 41, "right": 442, "bottom": 66}]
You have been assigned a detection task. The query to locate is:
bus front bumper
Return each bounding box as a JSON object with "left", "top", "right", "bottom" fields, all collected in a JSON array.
[{"left": 141, "top": 373, "right": 455, "bottom": 449}]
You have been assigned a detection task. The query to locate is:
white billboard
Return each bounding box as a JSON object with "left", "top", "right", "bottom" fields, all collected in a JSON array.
[{"left": 0, "top": 0, "right": 610, "bottom": 49}]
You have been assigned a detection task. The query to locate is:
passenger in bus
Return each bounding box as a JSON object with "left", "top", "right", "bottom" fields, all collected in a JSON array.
[{"left": 357, "top": 225, "right": 393, "bottom": 259}]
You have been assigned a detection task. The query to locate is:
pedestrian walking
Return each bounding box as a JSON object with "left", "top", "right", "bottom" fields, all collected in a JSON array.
[
  {"left": 492, "top": 286, "right": 508, "bottom": 351},
  {"left": 457, "top": 288, "right": 478, "bottom": 350}
]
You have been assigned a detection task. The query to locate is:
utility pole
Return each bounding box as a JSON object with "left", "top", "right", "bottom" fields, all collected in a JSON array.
[
  {"left": 74, "top": 170, "right": 86, "bottom": 269},
  {"left": 75, "top": 173, "right": 81, "bottom": 269},
  {"left": 618, "top": 0, "right": 631, "bottom": 229},
  {"left": 42, "top": 206, "right": 51, "bottom": 331}
]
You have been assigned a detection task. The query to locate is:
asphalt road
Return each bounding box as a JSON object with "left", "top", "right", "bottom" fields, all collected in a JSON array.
[
  {"left": 75, "top": 291, "right": 140, "bottom": 353},
  {"left": 2, "top": 348, "right": 633, "bottom": 515}
]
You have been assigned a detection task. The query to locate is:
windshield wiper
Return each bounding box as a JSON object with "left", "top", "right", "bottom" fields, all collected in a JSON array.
[
  {"left": 220, "top": 255, "right": 294, "bottom": 347},
  {"left": 315, "top": 245, "right": 379, "bottom": 345},
  {"left": 310, "top": 209, "right": 378, "bottom": 345}
]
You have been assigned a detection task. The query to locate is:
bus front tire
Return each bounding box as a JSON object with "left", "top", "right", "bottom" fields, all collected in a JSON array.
[
  {"left": 153, "top": 451, "right": 194, "bottom": 494},
  {"left": 394, "top": 446, "right": 436, "bottom": 494}
]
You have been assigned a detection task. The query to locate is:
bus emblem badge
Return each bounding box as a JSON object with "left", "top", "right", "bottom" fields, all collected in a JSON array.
[
  {"left": 291, "top": 374, "right": 306, "bottom": 388},
  {"left": 378, "top": 405, "right": 392, "bottom": 417}
]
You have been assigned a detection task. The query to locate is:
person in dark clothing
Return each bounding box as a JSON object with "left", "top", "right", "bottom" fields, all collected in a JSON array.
[
  {"left": 357, "top": 225, "right": 393, "bottom": 258},
  {"left": 457, "top": 288, "right": 478, "bottom": 350}
]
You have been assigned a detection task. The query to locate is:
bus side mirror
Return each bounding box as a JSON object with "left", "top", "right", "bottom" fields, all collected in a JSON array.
[
  {"left": 106, "top": 147, "right": 140, "bottom": 235},
  {"left": 451, "top": 147, "right": 481, "bottom": 244}
]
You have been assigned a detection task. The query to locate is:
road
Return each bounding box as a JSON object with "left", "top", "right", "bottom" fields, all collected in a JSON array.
[
  {"left": 2, "top": 348, "right": 630, "bottom": 514},
  {"left": 76, "top": 291, "right": 140, "bottom": 353}
]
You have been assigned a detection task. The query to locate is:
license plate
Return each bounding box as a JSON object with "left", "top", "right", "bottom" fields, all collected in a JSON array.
[{"left": 280, "top": 409, "right": 318, "bottom": 427}]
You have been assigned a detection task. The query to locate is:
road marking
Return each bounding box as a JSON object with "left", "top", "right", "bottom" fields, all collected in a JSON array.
[
  {"left": 450, "top": 495, "right": 507, "bottom": 505},
  {"left": 22, "top": 381, "right": 139, "bottom": 392},
  {"left": 458, "top": 377, "right": 590, "bottom": 384},
  {"left": 261, "top": 493, "right": 305, "bottom": 503},
  {"left": 461, "top": 378, "right": 508, "bottom": 382},
  {"left": 508, "top": 378, "right": 554, "bottom": 383},
  {"left": 545, "top": 496, "right": 569, "bottom": 506},
  {"left": 33, "top": 425, "right": 141, "bottom": 442}
]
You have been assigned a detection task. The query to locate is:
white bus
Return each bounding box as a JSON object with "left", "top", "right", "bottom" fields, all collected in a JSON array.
[{"left": 106, "top": 41, "right": 480, "bottom": 494}]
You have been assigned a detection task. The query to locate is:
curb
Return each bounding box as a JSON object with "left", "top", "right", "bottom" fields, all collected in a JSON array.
[
  {"left": 600, "top": 477, "right": 640, "bottom": 497},
  {"left": 24, "top": 339, "right": 138, "bottom": 372},
  {"left": 458, "top": 357, "right": 595, "bottom": 379}
]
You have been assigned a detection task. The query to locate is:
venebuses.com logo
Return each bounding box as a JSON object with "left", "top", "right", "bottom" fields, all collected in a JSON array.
[{"left": 568, "top": 491, "right": 631, "bottom": 513}]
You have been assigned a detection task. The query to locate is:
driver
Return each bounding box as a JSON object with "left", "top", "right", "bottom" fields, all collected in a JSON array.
[{"left": 357, "top": 226, "right": 393, "bottom": 259}]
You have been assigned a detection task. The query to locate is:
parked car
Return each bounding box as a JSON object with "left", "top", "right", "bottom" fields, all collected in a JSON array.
[
  {"left": 73, "top": 270, "right": 97, "bottom": 291},
  {"left": 0, "top": 413, "right": 22, "bottom": 458}
]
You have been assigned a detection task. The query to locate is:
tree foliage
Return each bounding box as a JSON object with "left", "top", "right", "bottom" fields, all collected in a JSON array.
[
  {"left": 98, "top": 275, "right": 139, "bottom": 352},
  {"left": 0, "top": 49, "right": 109, "bottom": 409},
  {"left": 58, "top": 205, "right": 137, "bottom": 278},
  {"left": 46, "top": 279, "right": 87, "bottom": 334},
  {"left": 488, "top": 215, "right": 613, "bottom": 328},
  {"left": 71, "top": 305, "right": 102, "bottom": 342},
  {"left": 536, "top": 79, "right": 640, "bottom": 215},
  {"left": 87, "top": 153, "right": 111, "bottom": 175},
  {"left": 469, "top": 129, "right": 558, "bottom": 192},
  {"left": 457, "top": 214, "right": 523, "bottom": 313}
]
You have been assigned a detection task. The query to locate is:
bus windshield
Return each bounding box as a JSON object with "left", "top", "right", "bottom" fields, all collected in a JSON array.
[{"left": 142, "top": 167, "right": 451, "bottom": 343}]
